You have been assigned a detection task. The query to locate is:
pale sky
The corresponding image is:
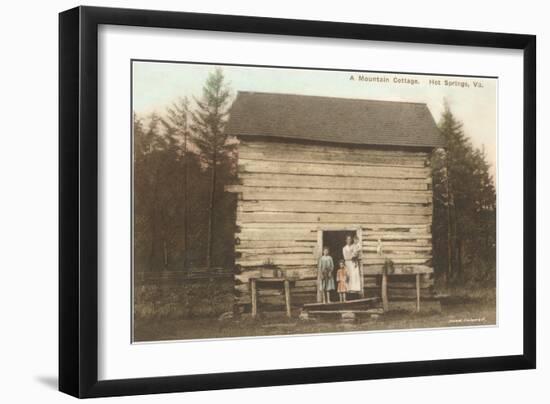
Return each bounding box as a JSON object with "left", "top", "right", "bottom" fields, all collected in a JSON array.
[{"left": 132, "top": 61, "right": 497, "bottom": 179}]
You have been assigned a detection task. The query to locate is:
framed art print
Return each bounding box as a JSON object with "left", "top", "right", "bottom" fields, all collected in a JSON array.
[{"left": 59, "top": 6, "right": 536, "bottom": 398}]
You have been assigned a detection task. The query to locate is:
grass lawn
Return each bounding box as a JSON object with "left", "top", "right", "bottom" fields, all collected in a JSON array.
[{"left": 134, "top": 287, "right": 496, "bottom": 342}]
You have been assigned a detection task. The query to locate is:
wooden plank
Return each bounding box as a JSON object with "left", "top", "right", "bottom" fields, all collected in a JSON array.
[
  {"left": 240, "top": 140, "right": 429, "bottom": 158},
  {"left": 239, "top": 252, "right": 316, "bottom": 260},
  {"left": 234, "top": 283, "right": 317, "bottom": 295},
  {"left": 235, "top": 268, "right": 316, "bottom": 283},
  {"left": 236, "top": 294, "right": 316, "bottom": 307},
  {"left": 365, "top": 251, "right": 431, "bottom": 258},
  {"left": 234, "top": 186, "right": 432, "bottom": 204},
  {"left": 364, "top": 236, "right": 431, "bottom": 243},
  {"left": 250, "top": 279, "right": 257, "bottom": 318},
  {"left": 239, "top": 200, "right": 431, "bottom": 215},
  {"left": 303, "top": 297, "right": 379, "bottom": 311},
  {"left": 315, "top": 229, "right": 323, "bottom": 260},
  {"left": 237, "top": 227, "right": 316, "bottom": 235},
  {"left": 235, "top": 270, "right": 260, "bottom": 283},
  {"left": 236, "top": 284, "right": 319, "bottom": 296},
  {"left": 364, "top": 252, "right": 432, "bottom": 259},
  {"left": 239, "top": 222, "right": 364, "bottom": 230},
  {"left": 365, "top": 243, "right": 432, "bottom": 250},
  {"left": 238, "top": 173, "right": 430, "bottom": 191},
  {"left": 294, "top": 279, "right": 318, "bottom": 287},
  {"left": 239, "top": 246, "right": 432, "bottom": 261},
  {"left": 237, "top": 215, "right": 433, "bottom": 229},
  {"left": 236, "top": 257, "right": 317, "bottom": 266},
  {"left": 363, "top": 264, "right": 433, "bottom": 275},
  {"left": 307, "top": 309, "right": 384, "bottom": 315},
  {"left": 357, "top": 227, "right": 365, "bottom": 298},
  {"left": 257, "top": 289, "right": 284, "bottom": 297},
  {"left": 237, "top": 212, "right": 432, "bottom": 225},
  {"left": 384, "top": 279, "right": 434, "bottom": 289},
  {"left": 235, "top": 283, "right": 249, "bottom": 293},
  {"left": 410, "top": 226, "right": 434, "bottom": 233},
  {"left": 237, "top": 254, "right": 430, "bottom": 265},
  {"left": 363, "top": 233, "right": 432, "bottom": 240},
  {"left": 381, "top": 273, "right": 389, "bottom": 312},
  {"left": 237, "top": 240, "right": 317, "bottom": 249},
  {"left": 252, "top": 278, "right": 287, "bottom": 284},
  {"left": 416, "top": 274, "right": 421, "bottom": 312},
  {"left": 284, "top": 280, "right": 291, "bottom": 317},
  {"left": 236, "top": 228, "right": 316, "bottom": 241},
  {"left": 237, "top": 246, "right": 315, "bottom": 255},
  {"left": 364, "top": 246, "right": 432, "bottom": 252},
  {"left": 239, "top": 159, "right": 431, "bottom": 179},
  {"left": 362, "top": 224, "right": 431, "bottom": 231},
  {"left": 367, "top": 257, "right": 431, "bottom": 265},
  {"left": 368, "top": 251, "right": 432, "bottom": 264},
  {"left": 237, "top": 256, "right": 430, "bottom": 267},
  {"left": 238, "top": 150, "right": 427, "bottom": 169},
  {"left": 292, "top": 286, "right": 317, "bottom": 293}
]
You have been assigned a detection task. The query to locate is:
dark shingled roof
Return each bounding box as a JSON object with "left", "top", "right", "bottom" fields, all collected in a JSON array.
[{"left": 225, "top": 92, "right": 445, "bottom": 148}]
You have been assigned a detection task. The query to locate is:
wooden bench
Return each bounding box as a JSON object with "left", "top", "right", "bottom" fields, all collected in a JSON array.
[
  {"left": 380, "top": 272, "right": 423, "bottom": 312},
  {"left": 249, "top": 277, "right": 292, "bottom": 318}
]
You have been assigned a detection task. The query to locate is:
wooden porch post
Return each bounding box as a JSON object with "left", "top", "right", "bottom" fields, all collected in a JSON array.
[
  {"left": 316, "top": 230, "right": 323, "bottom": 303},
  {"left": 357, "top": 228, "right": 365, "bottom": 298},
  {"left": 381, "top": 273, "right": 389, "bottom": 312},
  {"left": 415, "top": 273, "right": 421, "bottom": 312},
  {"left": 284, "top": 279, "right": 291, "bottom": 318},
  {"left": 250, "top": 279, "right": 257, "bottom": 318}
]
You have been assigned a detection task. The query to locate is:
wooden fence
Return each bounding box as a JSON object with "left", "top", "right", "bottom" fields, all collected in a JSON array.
[
  {"left": 134, "top": 268, "right": 234, "bottom": 285},
  {"left": 133, "top": 268, "right": 235, "bottom": 320}
]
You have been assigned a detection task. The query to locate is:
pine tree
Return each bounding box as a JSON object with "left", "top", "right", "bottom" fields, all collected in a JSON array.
[
  {"left": 141, "top": 114, "right": 163, "bottom": 271},
  {"left": 432, "top": 102, "right": 496, "bottom": 285},
  {"left": 134, "top": 112, "right": 189, "bottom": 272},
  {"left": 162, "top": 97, "right": 191, "bottom": 270},
  {"left": 191, "top": 68, "right": 233, "bottom": 268}
]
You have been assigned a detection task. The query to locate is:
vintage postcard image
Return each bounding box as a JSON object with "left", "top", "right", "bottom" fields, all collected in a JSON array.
[{"left": 132, "top": 61, "right": 497, "bottom": 342}]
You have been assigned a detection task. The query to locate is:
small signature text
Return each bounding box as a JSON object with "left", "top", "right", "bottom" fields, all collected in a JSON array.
[{"left": 448, "top": 317, "right": 486, "bottom": 324}]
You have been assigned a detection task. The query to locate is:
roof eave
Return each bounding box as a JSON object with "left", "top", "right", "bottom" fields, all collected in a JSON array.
[{"left": 230, "top": 132, "right": 445, "bottom": 150}]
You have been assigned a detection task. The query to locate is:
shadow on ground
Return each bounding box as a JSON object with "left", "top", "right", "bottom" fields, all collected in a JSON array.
[{"left": 35, "top": 375, "right": 58, "bottom": 390}]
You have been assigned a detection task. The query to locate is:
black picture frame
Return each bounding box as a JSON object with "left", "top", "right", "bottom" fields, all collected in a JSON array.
[{"left": 59, "top": 5, "right": 536, "bottom": 398}]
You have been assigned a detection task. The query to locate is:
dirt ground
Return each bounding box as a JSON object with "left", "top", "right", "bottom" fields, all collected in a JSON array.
[{"left": 134, "top": 286, "right": 496, "bottom": 342}]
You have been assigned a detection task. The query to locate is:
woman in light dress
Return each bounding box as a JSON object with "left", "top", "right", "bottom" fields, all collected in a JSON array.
[{"left": 343, "top": 235, "right": 362, "bottom": 295}]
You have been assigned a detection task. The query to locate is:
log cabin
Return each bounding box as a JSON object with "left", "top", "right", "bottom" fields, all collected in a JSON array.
[{"left": 224, "top": 91, "right": 446, "bottom": 313}]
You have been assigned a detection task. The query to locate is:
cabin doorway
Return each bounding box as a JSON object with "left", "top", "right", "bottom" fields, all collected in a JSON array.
[
  {"left": 322, "top": 230, "right": 355, "bottom": 267},
  {"left": 320, "top": 230, "right": 361, "bottom": 302}
]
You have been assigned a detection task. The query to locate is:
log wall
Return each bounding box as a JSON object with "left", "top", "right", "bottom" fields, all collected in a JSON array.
[{"left": 226, "top": 139, "right": 435, "bottom": 310}]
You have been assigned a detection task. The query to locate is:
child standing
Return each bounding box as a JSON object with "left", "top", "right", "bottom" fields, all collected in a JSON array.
[
  {"left": 336, "top": 259, "right": 348, "bottom": 302},
  {"left": 317, "top": 247, "right": 335, "bottom": 303}
]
